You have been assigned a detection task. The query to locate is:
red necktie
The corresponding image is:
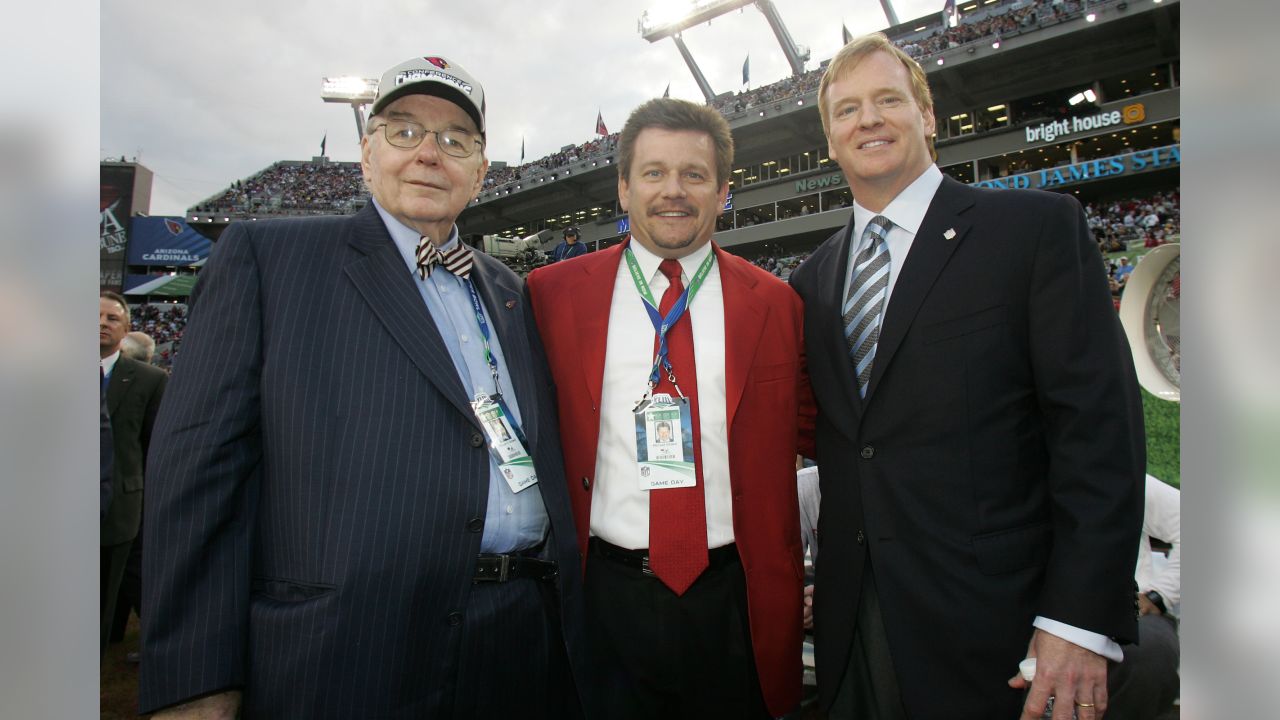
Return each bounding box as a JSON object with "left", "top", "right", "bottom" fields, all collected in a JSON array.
[{"left": 648, "top": 258, "right": 709, "bottom": 596}]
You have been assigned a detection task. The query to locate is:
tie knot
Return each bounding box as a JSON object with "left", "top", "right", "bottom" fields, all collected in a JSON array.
[
  {"left": 865, "top": 215, "right": 892, "bottom": 241},
  {"left": 659, "top": 259, "right": 683, "bottom": 283}
]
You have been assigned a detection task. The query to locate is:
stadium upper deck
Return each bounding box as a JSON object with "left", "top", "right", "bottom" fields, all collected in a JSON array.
[{"left": 184, "top": 0, "right": 1178, "bottom": 262}]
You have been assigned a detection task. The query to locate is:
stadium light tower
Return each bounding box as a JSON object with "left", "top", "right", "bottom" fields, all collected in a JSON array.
[
  {"left": 638, "top": 0, "right": 810, "bottom": 104},
  {"left": 880, "top": 0, "right": 901, "bottom": 27},
  {"left": 321, "top": 76, "right": 379, "bottom": 143}
]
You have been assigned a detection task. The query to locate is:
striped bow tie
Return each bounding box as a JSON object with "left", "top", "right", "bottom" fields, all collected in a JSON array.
[{"left": 416, "top": 237, "right": 474, "bottom": 281}]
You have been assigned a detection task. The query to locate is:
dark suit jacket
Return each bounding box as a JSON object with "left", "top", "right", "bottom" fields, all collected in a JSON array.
[
  {"left": 101, "top": 391, "right": 113, "bottom": 520},
  {"left": 527, "top": 241, "right": 807, "bottom": 718},
  {"left": 101, "top": 354, "right": 166, "bottom": 546},
  {"left": 790, "top": 177, "right": 1145, "bottom": 719},
  {"left": 139, "top": 205, "right": 586, "bottom": 718}
]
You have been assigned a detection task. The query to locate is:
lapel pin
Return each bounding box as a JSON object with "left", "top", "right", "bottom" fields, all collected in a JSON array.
[
  {"left": 505, "top": 300, "right": 516, "bottom": 309},
  {"left": 943, "top": 228, "right": 957, "bottom": 240}
]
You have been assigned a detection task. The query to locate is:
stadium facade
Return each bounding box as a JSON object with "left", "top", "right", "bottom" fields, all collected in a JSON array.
[{"left": 117, "top": 0, "right": 1178, "bottom": 299}]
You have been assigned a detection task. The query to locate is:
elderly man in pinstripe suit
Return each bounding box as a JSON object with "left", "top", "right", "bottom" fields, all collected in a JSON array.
[{"left": 140, "top": 56, "right": 587, "bottom": 719}]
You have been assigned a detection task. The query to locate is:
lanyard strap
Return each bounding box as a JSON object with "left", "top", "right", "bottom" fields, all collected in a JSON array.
[
  {"left": 623, "top": 247, "right": 716, "bottom": 390},
  {"left": 465, "top": 279, "right": 503, "bottom": 396}
]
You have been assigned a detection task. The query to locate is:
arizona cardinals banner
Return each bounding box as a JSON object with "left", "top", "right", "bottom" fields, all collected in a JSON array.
[{"left": 127, "top": 216, "right": 213, "bottom": 266}]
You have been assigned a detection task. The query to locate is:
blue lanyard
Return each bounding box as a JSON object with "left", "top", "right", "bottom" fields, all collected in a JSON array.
[
  {"left": 623, "top": 248, "right": 716, "bottom": 392},
  {"left": 465, "top": 279, "right": 503, "bottom": 396},
  {"left": 465, "top": 279, "right": 532, "bottom": 445}
]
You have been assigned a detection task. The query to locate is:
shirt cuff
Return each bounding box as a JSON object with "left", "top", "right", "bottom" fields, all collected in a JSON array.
[{"left": 1032, "top": 616, "right": 1124, "bottom": 662}]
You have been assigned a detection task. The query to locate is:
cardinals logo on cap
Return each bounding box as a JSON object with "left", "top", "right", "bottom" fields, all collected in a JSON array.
[
  {"left": 164, "top": 219, "right": 184, "bottom": 236},
  {"left": 425, "top": 57, "right": 450, "bottom": 69}
]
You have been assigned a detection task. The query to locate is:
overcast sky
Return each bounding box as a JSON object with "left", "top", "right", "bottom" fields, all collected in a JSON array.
[{"left": 102, "top": 0, "right": 944, "bottom": 216}]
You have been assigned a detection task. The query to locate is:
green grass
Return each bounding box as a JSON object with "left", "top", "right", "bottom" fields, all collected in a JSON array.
[{"left": 1142, "top": 388, "right": 1180, "bottom": 488}]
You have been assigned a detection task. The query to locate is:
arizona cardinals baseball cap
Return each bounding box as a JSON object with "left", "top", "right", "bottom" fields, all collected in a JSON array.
[{"left": 371, "top": 55, "right": 486, "bottom": 137}]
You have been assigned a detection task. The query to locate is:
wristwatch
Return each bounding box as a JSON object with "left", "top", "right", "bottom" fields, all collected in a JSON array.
[{"left": 1144, "top": 589, "right": 1167, "bottom": 614}]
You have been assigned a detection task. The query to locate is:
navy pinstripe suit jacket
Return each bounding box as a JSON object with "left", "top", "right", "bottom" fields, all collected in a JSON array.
[{"left": 139, "top": 204, "right": 585, "bottom": 717}]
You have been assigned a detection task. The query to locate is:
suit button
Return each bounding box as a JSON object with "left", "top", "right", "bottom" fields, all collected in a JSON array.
[
  {"left": 581, "top": 476, "right": 591, "bottom": 491},
  {"left": 860, "top": 445, "right": 875, "bottom": 459},
  {"left": 447, "top": 611, "right": 463, "bottom": 627},
  {"left": 856, "top": 530, "right": 865, "bottom": 545},
  {"left": 466, "top": 517, "right": 484, "bottom": 533},
  {"left": 470, "top": 432, "right": 485, "bottom": 448}
]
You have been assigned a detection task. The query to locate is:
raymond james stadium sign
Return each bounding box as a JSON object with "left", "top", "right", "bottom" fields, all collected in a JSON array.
[
  {"left": 972, "top": 144, "right": 1179, "bottom": 191},
  {"left": 1024, "top": 103, "right": 1146, "bottom": 144}
]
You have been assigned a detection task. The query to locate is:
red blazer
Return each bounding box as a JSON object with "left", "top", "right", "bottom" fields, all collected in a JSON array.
[{"left": 527, "top": 240, "right": 808, "bottom": 717}]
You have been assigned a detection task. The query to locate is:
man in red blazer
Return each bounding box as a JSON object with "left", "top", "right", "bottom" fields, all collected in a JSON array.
[{"left": 528, "top": 98, "right": 808, "bottom": 719}]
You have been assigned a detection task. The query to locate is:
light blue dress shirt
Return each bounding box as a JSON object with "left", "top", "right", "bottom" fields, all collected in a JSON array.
[{"left": 373, "top": 200, "right": 549, "bottom": 553}]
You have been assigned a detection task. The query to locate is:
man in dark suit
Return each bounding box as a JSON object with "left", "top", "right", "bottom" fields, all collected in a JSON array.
[
  {"left": 528, "top": 98, "right": 808, "bottom": 719},
  {"left": 100, "top": 291, "right": 166, "bottom": 654},
  {"left": 140, "top": 56, "right": 586, "bottom": 719},
  {"left": 789, "top": 34, "right": 1145, "bottom": 720}
]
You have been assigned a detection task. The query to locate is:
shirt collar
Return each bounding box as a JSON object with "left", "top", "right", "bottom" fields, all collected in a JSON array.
[
  {"left": 852, "top": 164, "right": 943, "bottom": 237},
  {"left": 101, "top": 349, "right": 122, "bottom": 376},
  {"left": 371, "top": 197, "right": 461, "bottom": 273},
  {"left": 626, "top": 236, "right": 715, "bottom": 286}
]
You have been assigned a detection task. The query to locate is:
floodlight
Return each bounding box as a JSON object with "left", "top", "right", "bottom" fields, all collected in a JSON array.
[
  {"left": 1086, "top": 11, "right": 1096, "bottom": 21},
  {"left": 321, "top": 76, "right": 378, "bottom": 103}
]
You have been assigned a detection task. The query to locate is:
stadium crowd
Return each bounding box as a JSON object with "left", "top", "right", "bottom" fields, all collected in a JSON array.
[
  {"left": 1086, "top": 189, "right": 1180, "bottom": 252},
  {"left": 483, "top": 133, "right": 621, "bottom": 188},
  {"left": 193, "top": 0, "right": 1112, "bottom": 217},
  {"left": 192, "top": 161, "right": 366, "bottom": 216}
]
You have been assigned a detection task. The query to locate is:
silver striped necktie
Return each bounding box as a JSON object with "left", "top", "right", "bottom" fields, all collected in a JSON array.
[
  {"left": 843, "top": 215, "right": 892, "bottom": 398},
  {"left": 415, "top": 237, "right": 474, "bottom": 281}
]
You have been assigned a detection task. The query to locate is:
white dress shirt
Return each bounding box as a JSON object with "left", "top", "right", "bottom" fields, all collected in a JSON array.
[
  {"left": 590, "top": 239, "right": 734, "bottom": 550},
  {"left": 851, "top": 163, "right": 1124, "bottom": 662},
  {"left": 101, "top": 349, "right": 122, "bottom": 378}
]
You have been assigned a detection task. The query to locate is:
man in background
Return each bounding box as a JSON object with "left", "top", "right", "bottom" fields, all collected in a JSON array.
[
  {"left": 99, "top": 291, "right": 166, "bottom": 655},
  {"left": 550, "top": 225, "right": 588, "bottom": 263}
]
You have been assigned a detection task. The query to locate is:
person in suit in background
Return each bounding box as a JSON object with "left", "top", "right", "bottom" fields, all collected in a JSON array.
[
  {"left": 100, "top": 389, "right": 113, "bottom": 520},
  {"left": 140, "top": 55, "right": 586, "bottom": 719},
  {"left": 528, "top": 98, "right": 809, "bottom": 719},
  {"left": 100, "top": 291, "right": 166, "bottom": 655},
  {"left": 110, "top": 329, "right": 157, "bottom": 658},
  {"left": 789, "top": 33, "right": 1145, "bottom": 720}
]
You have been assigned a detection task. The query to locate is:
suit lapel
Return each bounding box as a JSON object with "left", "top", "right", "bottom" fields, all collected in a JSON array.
[
  {"left": 342, "top": 205, "right": 478, "bottom": 427},
  {"left": 867, "top": 178, "right": 974, "bottom": 397},
  {"left": 715, "top": 246, "right": 767, "bottom": 429},
  {"left": 813, "top": 216, "right": 867, "bottom": 430},
  {"left": 106, "top": 356, "right": 135, "bottom": 415},
  {"left": 469, "top": 254, "right": 538, "bottom": 447},
  {"left": 570, "top": 243, "right": 625, "bottom": 411}
]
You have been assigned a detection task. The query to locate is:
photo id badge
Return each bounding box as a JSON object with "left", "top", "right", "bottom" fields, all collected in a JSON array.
[
  {"left": 471, "top": 393, "right": 538, "bottom": 493},
  {"left": 633, "top": 393, "right": 696, "bottom": 490}
]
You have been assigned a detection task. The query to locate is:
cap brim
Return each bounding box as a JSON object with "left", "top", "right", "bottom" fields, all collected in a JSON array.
[{"left": 371, "top": 84, "right": 485, "bottom": 137}]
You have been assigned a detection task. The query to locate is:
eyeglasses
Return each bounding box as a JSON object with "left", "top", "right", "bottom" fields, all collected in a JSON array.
[{"left": 371, "top": 119, "right": 482, "bottom": 158}]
